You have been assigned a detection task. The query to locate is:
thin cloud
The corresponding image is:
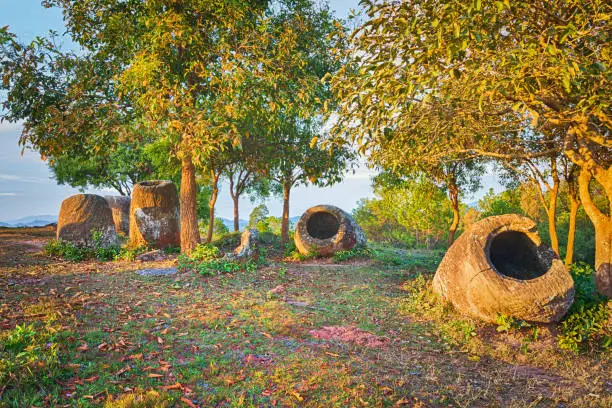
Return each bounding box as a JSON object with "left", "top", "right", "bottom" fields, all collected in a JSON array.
[
  {"left": 0, "top": 192, "right": 21, "bottom": 196},
  {"left": 0, "top": 173, "right": 48, "bottom": 183}
]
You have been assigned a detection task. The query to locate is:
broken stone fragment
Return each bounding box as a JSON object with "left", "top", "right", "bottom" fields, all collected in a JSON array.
[
  {"left": 224, "top": 228, "right": 259, "bottom": 260},
  {"left": 294, "top": 205, "right": 366, "bottom": 257},
  {"left": 432, "top": 214, "right": 575, "bottom": 323},
  {"left": 57, "top": 194, "right": 119, "bottom": 248}
]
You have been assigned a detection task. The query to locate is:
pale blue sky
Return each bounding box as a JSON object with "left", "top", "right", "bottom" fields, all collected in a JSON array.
[{"left": 0, "top": 0, "right": 502, "bottom": 222}]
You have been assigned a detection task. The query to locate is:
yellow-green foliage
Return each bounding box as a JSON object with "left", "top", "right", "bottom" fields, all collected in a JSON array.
[{"left": 104, "top": 390, "right": 170, "bottom": 408}]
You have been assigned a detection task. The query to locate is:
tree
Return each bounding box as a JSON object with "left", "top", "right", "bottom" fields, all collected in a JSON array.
[
  {"left": 354, "top": 175, "right": 454, "bottom": 248},
  {"left": 248, "top": 0, "right": 353, "bottom": 245},
  {"left": 49, "top": 140, "right": 155, "bottom": 196},
  {"left": 1, "top": 1, "right": 273, "bottom": 254},
  {"left": 248, "top": 204, "right": 269, "bottom": 230},
  {"left": 224, "top": 139, "right": 271, "bottom": 232},
  {"left": 330, "top": 0, "right": 611, "bottom": 296}
]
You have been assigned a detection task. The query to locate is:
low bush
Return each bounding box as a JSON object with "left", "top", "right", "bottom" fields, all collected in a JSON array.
[
  {"left": 332, "top": 246, "right": 372, "bottom": 263},
  {"left": 177, "top": 243, "right": 261, "bottom": 276},
  {"left": 557, "top": 263, "right": 610, "bottom": 352}
]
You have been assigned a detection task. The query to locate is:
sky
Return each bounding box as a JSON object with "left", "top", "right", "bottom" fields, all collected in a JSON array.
[{"left": 0, "top": 0, "right": 503, "bottom": 223}]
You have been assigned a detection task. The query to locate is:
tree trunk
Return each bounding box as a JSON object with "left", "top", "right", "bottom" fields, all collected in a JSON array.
[
  {"left": 180, "top": 153, "right": 200, "bottom": 254},
  {"left": 206, "top": 172, "right": 220, "bottom": 244},
  {"left": 281, "top": 183, "right": 291, "bottom": 246},
  {"left": 448, "top": 182, "right": 460, "bottom": 247},
  {"left": 578, "top": 169, "right": 611, "bottom": 297},
  {"left": 232, "top": 195, "right": 240, "bottom": 232},
  {"left": 547, "top": 175, "right": 560, "bottom": 256},
  {"left": 564, "top": 193, "right": 580, "bottom": 267}
]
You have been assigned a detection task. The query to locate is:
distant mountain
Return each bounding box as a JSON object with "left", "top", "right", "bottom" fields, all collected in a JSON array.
[
  {"left": 0, "top": 215, "right": 57, "bottom": 228},
  {"left": 219, "top": 218, "right": 248, "bottom": 231},
  {"left": 218, "top": 216, "right": 300, "bottom": 231}
]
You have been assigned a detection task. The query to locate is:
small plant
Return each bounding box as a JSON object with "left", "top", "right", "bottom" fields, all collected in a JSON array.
[
  {"left": 332, "top": 246, "right": 372, "bottom": 263},
  {"left": 278, "top": 264, "right": 288, "bottom": 278},
  {"left": 114, "top": 246, "right": 149, "bottom": 261},
  {"left": 557, "top": 263, "right": 610, "bottom": 352},
  {"left": 288, "top": 246, "right": 318, "bottom": 262},
  {"left": 496, "top": 314, "right": 530, "bottom": 333},
  {"left": 0, "top": 322, "right": 64, "bottom": 395},
  {"left": 163, "top": 245, "right": 181, "bottom": 255},
  {"left": 44, "top": 233, "right": 122, "bottom": 262},
  {"left": 190, "top": 243, "right": 221, "bottom": 262}
]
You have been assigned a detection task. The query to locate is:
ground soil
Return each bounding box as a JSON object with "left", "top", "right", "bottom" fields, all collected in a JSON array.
[{"left": 0, "top": 227, "right": 610, "bottom": 407}]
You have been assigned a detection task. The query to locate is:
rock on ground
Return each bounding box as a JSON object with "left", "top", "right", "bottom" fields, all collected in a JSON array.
[{"left": 224, "top": 228, "right": 259, "bottom": 260}]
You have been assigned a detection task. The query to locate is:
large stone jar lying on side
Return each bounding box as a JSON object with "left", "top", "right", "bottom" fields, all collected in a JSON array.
[
  {"left": 128, "top": 180, "right": 180, "bottom": 249},
  {"left": 57, "top": 194, "right": 119, "bottom": 248},
  {"left": 294, "top": 204, "right": 366, "bottom": 257},
  {"left": 432, "top": 214, "right": 574, "bottom": 323}
]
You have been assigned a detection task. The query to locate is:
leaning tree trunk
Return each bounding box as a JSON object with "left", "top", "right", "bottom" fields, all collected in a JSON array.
[
  {"left": 206, "top": 172, "right": 220, "bottom": 244},
  {"left": 564, "top": 192, "right": 580, "bottom": 267},
  {"left": 579, "top": 169, "right": 611, "bottom": 297},
  {"left": 180, "top": 154, "right": 200, "bottom": 254},
  {"left": 281, "top": 183, "right": 291, "bottom": 246},
  {"left": 448, "top": 182, "right": 460, "bottom": 247},
  {"left": 547, "top": 178, "right": 560, "bottom": 256}
]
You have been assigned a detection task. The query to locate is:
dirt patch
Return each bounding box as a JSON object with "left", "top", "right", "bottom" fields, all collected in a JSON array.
[{"left": 310, "top": 325, "right": 391, "bottom": 348}]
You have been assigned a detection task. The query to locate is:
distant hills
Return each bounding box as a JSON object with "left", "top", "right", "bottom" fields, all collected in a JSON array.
[
  {"left": 0, "top": 215, "right": 302, "bottom": 230},
  {"left": 0, "top": 215, "right": 57, "bottom": 228},
  {"left": 219, "top": 216, "right": 300, "bottom": 231}
]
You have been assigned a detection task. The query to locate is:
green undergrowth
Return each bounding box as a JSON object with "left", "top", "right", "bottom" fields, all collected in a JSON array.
[
  {"left": 44, "top": 238, "right": 149, "bottom": 262},
  {"left": 177, "top": 242, "right": 267, "bottom": 276},
  {"left": 332, "top": 246, "right": 372, "bottom": 262},
  {"left": 558, "top": 263, "right": 611, "bottom": 353},
  {"left": 0, "top": 320, "right": 69, "bottom": 407}
]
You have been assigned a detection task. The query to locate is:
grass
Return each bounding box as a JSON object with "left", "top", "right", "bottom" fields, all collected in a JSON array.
[{"left": 0, "top": 227, "right": 610, "bottom": 407}]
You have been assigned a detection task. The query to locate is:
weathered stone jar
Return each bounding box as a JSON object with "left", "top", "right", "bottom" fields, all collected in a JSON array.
[
  {"left": 294, "top": 205, "right": 366, "bottom": 256},
  {"left": 128, "top": 180, "right": 180, "bottom": 249},
  {"left": 57, "top": 194, "right": 118, "bottom": 248},
  {"left": 432, "top": 214, "right": 574, "bottom": 323},
  {"left": 104, "top": 195, "right": 131, "bottom": 235}
]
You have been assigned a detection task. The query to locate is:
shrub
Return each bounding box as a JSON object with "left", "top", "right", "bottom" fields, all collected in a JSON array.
[
  {"left": 189, "top": 243, "right": 221, "bottom": 262},
  {"left": 332, "top": 247, "right": 372, "bottom": 263},
  {"left": 496, "top": 314, "right": 530, "bottom": 333},
  {"left": 557, "top": 263, "right": 610, "bottom": 352},
  {"left": 44, "top": 239, "right": 88, "bottom": 262},
  {"left": 44, "top": 230, "right": 124, "bottom": 262},
  {"left": 177, "top": 243, "right": 261, "bottom": 276}
]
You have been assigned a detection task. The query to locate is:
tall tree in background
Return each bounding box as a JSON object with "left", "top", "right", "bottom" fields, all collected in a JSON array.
[
  {"left": 49, "top": 139, "right": 156, "bottom": 196},
  {"left": 330, "top": 0, "right": 611, "bottom": 296},
  {"left": 251, "top": 0, "right": 353, "bottom": 245}
]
